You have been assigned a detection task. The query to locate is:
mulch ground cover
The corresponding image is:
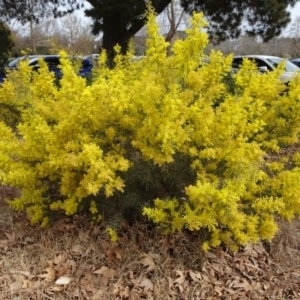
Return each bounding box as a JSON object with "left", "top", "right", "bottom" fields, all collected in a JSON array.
[{"left": 1, "top": 184, "right": 300, "bottom": 300}]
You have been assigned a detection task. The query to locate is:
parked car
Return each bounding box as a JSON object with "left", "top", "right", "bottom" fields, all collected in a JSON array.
[
  {"left": 84, "top": 54, "right": 99, "bottom": 62},
  {"left": 232, "top": 55, "right": 300, "bottom": 83},
  {"left": 289, "top": 58, "right": 300, "bottom": 68},
  {"left": 7, "top": 55, "right": 41, "bottom": 70},
  {"left": 0, "top": 71, "right": 5, "bottom": 83},
  {"left": 1, "top": 55, "right": 94, "bottom": 83}
]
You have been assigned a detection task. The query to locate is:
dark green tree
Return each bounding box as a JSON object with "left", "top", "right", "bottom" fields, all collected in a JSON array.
[
  {"left": 181, "top": 0, "right": 298, "bottom": 43},
  {"left": 0, "top": 0, "right": 299, "bottom": 61},
  {"left": 84, "top": 0, "right": 300, "bottom": 61},
  {"left": 0, "top": 0, "right": 82, "bottom": 23},
  {"left": 85, "top": 0, "right": 171, "bottom": 61},
  {"left": 0, "top": 22, "right": 14, "bottom": 78}
]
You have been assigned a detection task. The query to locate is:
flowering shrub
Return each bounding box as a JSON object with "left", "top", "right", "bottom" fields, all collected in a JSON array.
[{"left": 1, "top": 9, "right": 300, "bottom": 250}]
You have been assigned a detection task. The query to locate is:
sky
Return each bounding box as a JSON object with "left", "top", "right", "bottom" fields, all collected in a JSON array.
[
  {"left": 289, "top": 1, "right": 300, "bottom": 27},
  {"left": 290, "top": 2, "right": 300, "bottom": 19},
  {"left": 285, "top": 2, "right": 300, "bottom": 35}
]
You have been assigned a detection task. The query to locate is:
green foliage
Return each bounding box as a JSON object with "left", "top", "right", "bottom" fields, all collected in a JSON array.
[
  {"left": 1, "top": 11, "right": 300, "bottom": 250},
  {"left": 0, "top": 22, "right": 14, "bottom": 76},
  {"left": 181, "top": 0, "right": 297, "bottom": 42}
]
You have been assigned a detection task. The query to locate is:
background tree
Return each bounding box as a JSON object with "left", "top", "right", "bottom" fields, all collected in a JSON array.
[
  {"left": 289, "top": 15, "right": 300, "bottom": 57},
  {"left": 1, "top": 0, "right": 299, "bottom": 61},
  {"left": 7, "top": 16, "right": 96, "bottom": 56},
  {"left": 157, "top": 0, "right": 188, "bottom": 43},
  {"left": 59, "top": 14, "right": 96, "bottom": 55},
  {"left": 135, "top": 0, "right": 188, "bottom": 54},
  {"left": 0, "top": 0, "right": 83, "bottom": 54},
  {"left": 84, "top": 0, "right": 171, "bottom": 62},
  {"left": 181, "top": 0, "right": 298, "bottom": 43},
  {"left": 0, "top": 22, "right": 14, "bottom": 77},
  {"left": 84, "top": 0, "right": 298, "bottom": 60},
  {"left": 0, "top": 0, "right": 82, "bottom": 23}
]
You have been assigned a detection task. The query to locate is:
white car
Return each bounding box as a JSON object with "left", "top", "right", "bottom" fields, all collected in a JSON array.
[{"left": 232, "top": 55, "right": 300, "bottom": 83}]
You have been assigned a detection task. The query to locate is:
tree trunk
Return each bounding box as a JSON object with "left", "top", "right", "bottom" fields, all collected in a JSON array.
[
  {"left": 29, "top": 17, "right": 36, "bottom": 54},
  {"left": 99, "top": 0, "right": 172, "bottom": 65},
  {"left": 102, "top": 16, "right": 133, "bottom": 66}
]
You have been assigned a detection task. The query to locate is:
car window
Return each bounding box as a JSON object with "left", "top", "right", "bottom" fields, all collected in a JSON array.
[
  {"left": 4, "top": 55, "right": 93, "bottom": 79},
  {"left": 266, "top": 57, "right": 299, "bottom": 72},
  {"left": 292, "top": 61, "right": 300, "bottom": 67},
  {"left": 232, "top": 58, "right": 243, "bottom": 69},
  {"left": 9, "top": 56, "right": 41, "bottom": 69},
  {"left": 232, "top": 57, "right": 269, "bottom": 70},
  {"left": 251, "top": 58, "right": 272, "bottom": 70},
  {"left": 81, "top": 60, "right": 93, "bottom": 69},
  {"left": 8, "top": 57, "right": 25, "bottom": 69},
  {"left": 44, "top": 58, "right": 60, "bottom": 69}
]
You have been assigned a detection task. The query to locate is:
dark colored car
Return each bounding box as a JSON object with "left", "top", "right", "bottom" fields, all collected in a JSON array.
[
  {"left": 1, "top": 55, "right": 93, "bottom": 83},
  {"left": 0, "top": 69, "right": 5, "bottom": 83},
  {"left": 290, "top": 58, "right": 300, "bottom": 68}
]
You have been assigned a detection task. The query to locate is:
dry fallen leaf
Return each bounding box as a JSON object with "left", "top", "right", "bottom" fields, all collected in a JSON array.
[
  {"left": 81, "top": 277, "right": 96, "bottom": 293},
  {"left": 93, "top": 266, "right": 117, "bottom": 286},
  {"left": 9, "top": 270, "right": 31, "bottom": 277},
  {"left": 229, "top": 276, "right": 252, "bottom": 291},
  {"left": 46, "top": 285, "right": 64, "bottom": 293},
  {"left": 4, "top": 231, "right": 16, "bottom": 243},
  {"left": 129, "top": 289, "right": 140, "bottom": 300},
  {"left": 55, "top": 276, "right": 71, "bottom": 285},
  {"left": 10, "top": 274, "right": 23, "bottom": 293},
  {"left": 106, "top": 249, "right": 117, "bottom": 262},
  {"left": 189, "top": 270, "right": 202, "bottom": 283},
  {"left": 53, "top": 251, "right": 68, "bottom": 265},
  {"left": 71, "top": 244, "right": 85, "bottom": 255},
  {"left": 113, "top": 284, "right": 121, "bottom": 296},
  {"left": 92, "top": 288, "right": 105, "bottom": 300},
  {"left": 79, "top": 230, "right": 90, "bottom": 242},
  {"left": 94, "top": 266, "right": 117, "bottom": 277},
  {"left": 114, "top": 247, "right": 124, "bottom": 260},
  {"left": 56, "top": 264, "right": 69, "bottom": 278},
  {"left": 139, "top": 276, "right": 154, "bottom": 292},
  {"left": 38, "top": 261, "right": 56, "bottom": 282},
  {"left": 66, "top": 259, "right": 77, "bottom": 273},
  {"left": 24, "top": 236, "right": 34, "bottom": 243},
  {"left": 174, "top": 270, "right": 185, "bottom": 285},
  {"left": 21, "top": 278, "right": 42, "bottom": 290},
  {"left": 83, "top": 244, "right": 96, "bottom": 257},
  {"left": 140, "top": 253, "right": 156, "bottom": 272},
  {"left": 120, "top": 286, "right": 130, "bottom": 298}
]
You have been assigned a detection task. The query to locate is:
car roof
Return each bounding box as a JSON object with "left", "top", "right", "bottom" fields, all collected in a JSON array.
[
  {"left": 8, "top": 55, "right": 87, "bottom": 67},
  {"left": 27, "top": 55, "right": 60, "bottom": 60},
  {"left": 27, "top": 55, "right": 60, "bottom": 62},
  {"left": 84, "top": 54, "right": 99, "bottom": 60},
  {"left": 8, "top": 55, "right": 60, "bottom": 67},
  {"left": 233, "top": 55, "right": 287, "bottom": 60}
]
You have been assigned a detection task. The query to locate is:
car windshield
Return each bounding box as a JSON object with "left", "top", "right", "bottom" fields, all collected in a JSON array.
[
  {"left": 8, "top": 56, "right": 40, "bottom": 69},
  {"left": 8, "top": 57, "right": 25, "bottom": 68},
  {"left": 266, "top": 57, "right": 299, "bottom": 72}
]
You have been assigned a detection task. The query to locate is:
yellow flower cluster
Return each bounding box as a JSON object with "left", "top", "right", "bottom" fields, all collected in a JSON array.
[
  {"left": 106, "top": 227, "right": 118, "bottom": 242},
  {"left": 1, "top": 8, "right": 300, "bottom": 249}
]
